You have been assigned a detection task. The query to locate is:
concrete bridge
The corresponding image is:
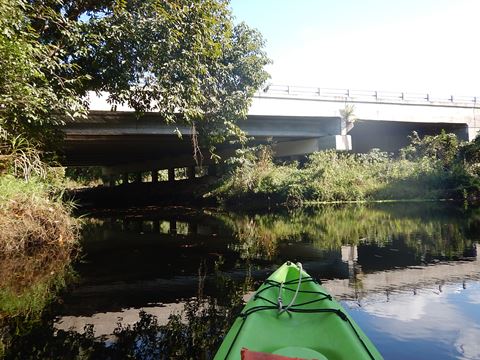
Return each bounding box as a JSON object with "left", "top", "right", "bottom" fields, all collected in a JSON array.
[{"left": 64, "top": 84, "right": 480, "bottom": 181}]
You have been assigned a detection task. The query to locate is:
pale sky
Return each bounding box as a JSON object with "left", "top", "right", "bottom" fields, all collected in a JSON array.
[{"left": 230, "top": 0, "right": 480, "bottom": 96}]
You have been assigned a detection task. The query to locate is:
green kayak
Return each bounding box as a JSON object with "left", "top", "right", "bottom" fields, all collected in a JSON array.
[{"left": 214, "top": 262, "right": 383, "bottom": 360}]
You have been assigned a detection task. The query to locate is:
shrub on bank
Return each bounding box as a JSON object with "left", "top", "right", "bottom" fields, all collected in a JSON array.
[{"left": 212, "top": 133, "right": 480, "bottom": 207}]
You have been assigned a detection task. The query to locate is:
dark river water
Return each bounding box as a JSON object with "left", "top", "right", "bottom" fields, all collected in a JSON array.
[{"left": 4, "top": 202, "right": 480, "bottom": 359}]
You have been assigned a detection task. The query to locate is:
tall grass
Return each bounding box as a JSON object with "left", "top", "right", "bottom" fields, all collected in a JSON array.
[
  {"left": 212, "top": 133, "right": 480, "bottom": 207},
  {"left": 0, "top": 175, "right": 78, "bottom": 254}
]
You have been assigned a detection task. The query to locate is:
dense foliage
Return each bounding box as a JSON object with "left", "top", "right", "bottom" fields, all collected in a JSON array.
[
  {"left": 212, "top": 133, "right": 480, "bottom": 206},
  {"left": 0, "top": 0, "right": 87, "bottom": 150},
  {"left": 0, "top": 0, "right": 270, "bottom": 158}
]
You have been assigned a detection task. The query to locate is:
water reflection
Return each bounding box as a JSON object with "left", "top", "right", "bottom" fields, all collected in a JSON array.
[
  {"left": 0, "top": 249, "right": 75, "bottom": 356},
  {"left": 66, "top": 203, "right": 480, "bottom": 317},
  {"left": 3, "top": 203, "right": 480, "bottom": 359},
  {"left": 344, "top": 281, "right": 480, "bottom": 359},
  {"left": 5, "top": 263, "right": 249, "bottom": 360}
]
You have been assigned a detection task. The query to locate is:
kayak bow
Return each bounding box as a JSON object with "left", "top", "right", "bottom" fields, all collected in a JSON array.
[{"left": 214, "top": 262, "right": 383, "bottom": 360}]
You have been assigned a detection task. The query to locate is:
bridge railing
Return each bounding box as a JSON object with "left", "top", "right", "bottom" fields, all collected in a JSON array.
[{"left": 259, "top": 84, "right": 479, "bottom": 106}]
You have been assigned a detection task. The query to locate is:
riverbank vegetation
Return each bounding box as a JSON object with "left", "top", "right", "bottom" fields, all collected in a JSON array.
[
  {"left": 0, "top": 174, "right": 79, "bottom": 355},
  {"left": 0, "top": 129, "right": 79, "bottom": 333},
  {"left": 212, "top": 132, "right": 480, "bottom": 207},
  {"left": 0, "top": 175, "right": 78, "bottom": 254},
  {"left": 0, "top": 0, "right": 271, "bottom": 252}
]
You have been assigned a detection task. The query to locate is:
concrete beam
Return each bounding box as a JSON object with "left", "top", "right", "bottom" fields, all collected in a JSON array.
[
  {"left": 273, "top": 135, "right": 351, "bottom": 157},
  {"left": 250, "top": 93, "right": 479, "bottom": 125},
  {"left": 242, "top": 115, "right": 342, "bottom": 137},
  {"left": 68, "top": 112, "right": 342, "bottom": 139}
]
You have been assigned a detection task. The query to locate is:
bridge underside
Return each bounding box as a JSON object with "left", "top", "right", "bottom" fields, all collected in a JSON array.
[
  {"left": 63, "top": 134, "right": 352, "bottom": 176},
  {"left": 350, "top": 120, "right": 469, "bottom": 153},
  {"left": 62, "top": 110, "right": 471, "bottom": 177},
  {"left": 62, "top": 112, "right": 348, "bottom": 174}
]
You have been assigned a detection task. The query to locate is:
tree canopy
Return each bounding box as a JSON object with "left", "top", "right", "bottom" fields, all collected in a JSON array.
[
  {"left": 0, "top": 0, "right": 270, "bottom": 158},
  {"left": 0, "top": 0, "right": 87, "bottom": 150}
]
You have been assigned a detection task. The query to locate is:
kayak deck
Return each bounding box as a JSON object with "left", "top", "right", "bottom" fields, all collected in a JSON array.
[{"left": 214, "top": 262, "right": 383, "bottom": 360}]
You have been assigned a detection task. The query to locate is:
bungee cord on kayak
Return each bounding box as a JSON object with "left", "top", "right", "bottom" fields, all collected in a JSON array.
[{"left": 278, "top": 262, "right": 303, "bottom": 314}]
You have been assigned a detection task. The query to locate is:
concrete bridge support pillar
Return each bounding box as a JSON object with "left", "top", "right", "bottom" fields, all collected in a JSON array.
[
  {"left": 169, "top": 220, "right": 177, "bottom": 234},
  {"left": 189, "top": 222, "right": 198, "bottom": 235},
  {"left": 122, "top": 173, "right": 129, "bottom": 185},
  {"left": 109, "top": 175, "right": 115, "bottom": 187},
  {"left": 468, "top": 126, "right": 480, "bottom": 141},
  {"left": 187, "top": 166, "right": 196, "bottom": 179},
  {"left": 122, "top": 219, "right": 129, "bottom": 231},
  {"left": 151, "top": 169, "right": 159, "bottom": 183},
  {"left": 168, "top": 168, "right": 175, "bottom": 182},
  {"left": 134, "top": 172, "right": 142, "bottom": 183}
]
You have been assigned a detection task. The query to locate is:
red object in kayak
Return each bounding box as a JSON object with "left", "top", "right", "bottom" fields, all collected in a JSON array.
[{"left": 241, "top": 348, "right": 311, "bottom": 360}]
